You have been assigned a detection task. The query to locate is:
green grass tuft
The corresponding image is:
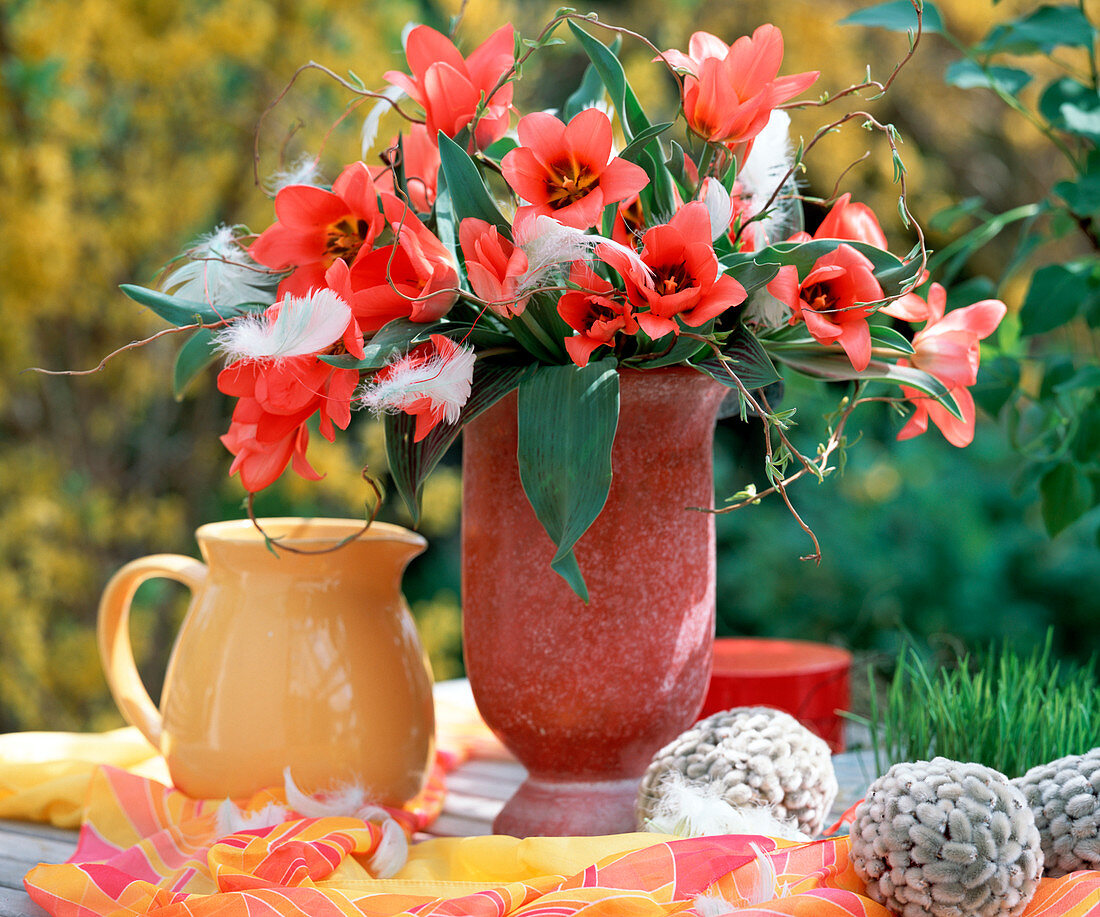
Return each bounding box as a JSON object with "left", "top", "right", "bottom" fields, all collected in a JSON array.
[{"left": 852, "top": 631, "right": 1100, "bottom": 779}]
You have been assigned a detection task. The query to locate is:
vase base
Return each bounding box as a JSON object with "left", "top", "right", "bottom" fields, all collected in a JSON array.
[{"left": 493, "top": 775, "right": 641, "bottom": 837}]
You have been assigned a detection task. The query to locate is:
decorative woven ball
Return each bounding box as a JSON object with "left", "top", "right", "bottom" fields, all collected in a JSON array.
[
  {"left": 1011, "top": 747, "right": 1100, "bottom": 877},
  {"left": 851, "top": 758, "right": 1043, "bottom": 917},
  {"left": 635, "top": 706, "right": 838, "bottom": 837}
]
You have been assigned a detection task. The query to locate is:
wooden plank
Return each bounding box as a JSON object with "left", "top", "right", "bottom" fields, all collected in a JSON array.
[
  {"left": 448, "top": 758, "right": 526, "bottom": 785},
  {"left": 0, "top": 824, "right": 75, "bottom": 845},
  {"left": 424, "top": 811, "right": 496, "bottom": 838},
  {"left": 0, "top": 887, "right": 48, "bottom": 917},
  {"left": 443, "top": 770, "right": 522, "bottom": 802}
]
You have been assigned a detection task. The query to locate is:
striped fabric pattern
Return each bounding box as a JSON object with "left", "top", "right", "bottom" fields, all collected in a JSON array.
[{"left": 24, "top": 766, "right": 1100, "bottom": 917}]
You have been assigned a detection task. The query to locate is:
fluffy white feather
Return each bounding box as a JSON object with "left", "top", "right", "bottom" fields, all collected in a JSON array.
[
  {"left": 265, "top": 154, "right": 325, "bottom": 194},
  {"left": 283, "top": 768, "right": 408, "bottom": 878},
  {"left": 642, "top": 772, "right": 809, "bottom": 841},
  {"left": 692, "top": 843, "right": 790, "bottom": 912},
  {"left": 214, "top": 799, "right": 289, "bottom": 837},
  {"left": 701, "top": 177, "right": 734, "bottom": 242},
  {"left": 161, "top": 225, "right": 275, "bottom": 307},
  {"left": 216, "top": 288, "right": 351, "bottom": 362},
  {"left": 361, "top": 341, "right": 475, "bottom": 424},
  {"left": 737, "top": 109, "right": 798, "bottom": 244},
  {"left": 361, "top": 85, "right": 408, "bottom": 157},
  {"left": 513, "top": 214, "right": 653, "bottom": 291}
]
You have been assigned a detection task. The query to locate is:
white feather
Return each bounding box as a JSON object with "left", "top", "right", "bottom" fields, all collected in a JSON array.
[
  {"left": 642, "top": 772, "right": 809, "bottom": 841},
  {"left": 513, "top": 214, "right": 653, "bottom": 291},
  {"left": 691, "top": 843, "right": 791, "bottom": 912},
  {"left": 214, "top": 799, "right": 289, "bottom": 837},
  {"left": 360, "top": 342, "right": 475, "bottom": 424},
  {"left": 265, "top": 154, "right": 325, "bottom": 194},
  {"left": 738, "top": 109, "right": 797, "bottom": 244},
  {"left": 361, "top": 85, "right": 407, "bottom": 157},
  {"left": 701, "top": 178, "right": 734, "bottom": 242},
  {"left": 161, "top": 225, "right": 275, "bottom": 307},
  {"left": 282, "top": 768, "right": 408, "bottom": 878},
  {"left": 216, "top": 288, "right": 351, "bottom": 362}
]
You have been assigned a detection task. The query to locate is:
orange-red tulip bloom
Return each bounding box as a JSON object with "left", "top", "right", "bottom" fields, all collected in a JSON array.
[
  {"left": 662, "top": 26, "right": 817, "bottom": 154},
  {"left": 897, "top": 283, "right": 1006, "bottom": 447},
  {"left": 557, "top": 263, "right": 638, "bottom": 368},
  {"left": 331, "top": 197, "right": 459, "bottom": 334},
  {"left": 249, "top": 162, "right": 386, "bottom": 298},
  {"left": 459, "top": 218, "right": 530, "bottom": 318},
  {"left": 598, "top": 201, "right": 747, "bottom": 339},
  {"left": 501, "top": 109, "right": 650, "bottom": 231},
  {"left": 768, "top": 243, "right": 884, "bottom": 372},
  {"left": 384, "top": 25, "right": 515, "bottom": 150}
]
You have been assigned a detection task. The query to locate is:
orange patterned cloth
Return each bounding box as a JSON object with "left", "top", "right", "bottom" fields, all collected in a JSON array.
[{"left": 22, "top": 764, "right": 1100, "bottom": 917}]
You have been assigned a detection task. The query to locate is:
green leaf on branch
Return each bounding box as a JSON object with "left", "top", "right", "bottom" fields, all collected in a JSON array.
[
  {"left": 742, "top": 238, "right": 917, "bottom": 296},
  {"left": 318, "top": 319, "right": 437, "bottom": 370},
  {"left": 772, "top": 349, "right": 965, "bottom": 420},
  {"left": 972, "top": 354, "right": 1020, "bottom": 418},
  {"left": 1019, "top": 262, "right": 1100, "bottom": 336},
  {"left": 566, "top": 21, "right": 650, "bottom": 141},
  {"left": 120, "top": 284, "right": 267, "bottom": 326},
  {"left": 436, "top": 132, "right": 511, "bottom": 235},
  {"left": 619, "top": 122, "right": 675, "bottom": 163},
  {"left": 1039, "top": 79, "right": 1100, "bottom": 142},
  {"left": 1055, "top": 173, "right": 1100, "bottom": 217},
  {"left": 173, "top": 329, "right": 219, "bottom": 399},
  {"left": 386, "top": 363, "right": 528, "bottom": 523},
  {"left": 1040, "top": 462, "right": 1094, "bottom": 536},
  {"left": 977, "top": 5, "right": 1096, "bottom": 55},
  {"left": 516, "top": 359, "right": 619, "bottom": 601},
  {"left": 693, "top": 324, "right": 782, "bottom": 390},
  {"left": 945, "top": 59, "right": 1032, "bottom": 96},
  {"left": 870, "top": 324, "right": 916, "bottom": 355},
  {"left": 839, "top": 1, "right": 944, "bottom": 34},
  {"left": 563, "top": 55, "right": 609, "bottom": 121}
]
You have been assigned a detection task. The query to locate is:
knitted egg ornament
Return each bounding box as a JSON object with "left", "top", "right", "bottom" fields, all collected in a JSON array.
[
  {"left": 1011, "top": 747, "right": 1100, "bottom": 877},
  {"left": 636, "top": 706, "right": 838, "bottom": 838},
  {"left": 851, "top": 758, "right": 1043, "bottom": 917}
]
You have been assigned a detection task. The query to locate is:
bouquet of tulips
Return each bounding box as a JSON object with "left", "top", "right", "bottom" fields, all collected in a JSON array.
[{"left": 120, "top": 8, "right": 1004, "bottom": 595}]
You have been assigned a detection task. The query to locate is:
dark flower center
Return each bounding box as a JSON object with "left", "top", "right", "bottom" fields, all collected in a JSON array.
[
  {"left": 324, "top": 217, "right": 371, "bottom": 267},
  {"left": 546, "top": 159, "right": 599, "bottom": 209}
]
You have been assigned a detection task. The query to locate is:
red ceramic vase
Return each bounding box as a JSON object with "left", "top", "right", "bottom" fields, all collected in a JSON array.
[{"left": 461, "top": 366, "right": 728, "bottom": 837}]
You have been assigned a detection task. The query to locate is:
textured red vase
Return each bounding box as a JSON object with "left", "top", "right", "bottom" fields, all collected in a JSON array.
[{"left": 461, "top": 366, "right": 728, "bottom": 837}]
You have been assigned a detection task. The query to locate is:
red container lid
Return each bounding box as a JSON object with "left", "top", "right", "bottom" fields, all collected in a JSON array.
[{"left": 700, "top": 637, "right": 852, "bottom": 753}]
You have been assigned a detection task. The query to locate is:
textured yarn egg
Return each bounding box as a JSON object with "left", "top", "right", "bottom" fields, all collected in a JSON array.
[
  {"left": 851, "top": 758, "right": 1043, "bottom": 917},
  {"left": 1012, "top": 747, "right": 1100, "bottom": 877},
  {"left": 636, "top": 706, "right": 837, "bottom": 838}
]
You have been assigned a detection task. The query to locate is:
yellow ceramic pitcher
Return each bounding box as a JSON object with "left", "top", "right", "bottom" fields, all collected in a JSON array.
[{"left": 97, "top": 517, "right": 435, "bottom": 802}]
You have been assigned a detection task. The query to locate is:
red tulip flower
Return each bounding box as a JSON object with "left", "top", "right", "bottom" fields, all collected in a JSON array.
[
  {"left": 334, "top": 197, "right": 459, "bottom": 333},
  {"left": 501, "top": 109, "right": 650, "bottom": 231},
  {"left": 384, "top": 24, "right": 515, "bottom": 150},
  {"left": 768, "top": 243, "right": 884, "bottom": 372},
  {"left": 598, "top": 201, "right": 747, "bottom": 339},
  {"left": 557, "top": 263, "right": 638, "bottom": 368},
  {"left": 215, "top": 289, "right": 365, "bottom": 492},
  {"left": 815, "top": 193, "right": 888, "bottom": 250},
  {"left": 249, "top": 162, "right": 386, "bottom": 298},
  {"left": 897, "top": 283, "right": 1006, "bottom": 447},
  {"left": 661, "top": 26, "right": 817, "bottom": 154},
  {"left": 459, "top": 217, "right": 530, "bottom": 318}
]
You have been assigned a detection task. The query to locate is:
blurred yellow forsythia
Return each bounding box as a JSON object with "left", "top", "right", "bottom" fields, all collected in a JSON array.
[{"left": 0, "top": 0, "right": 1068, "bottom": 731}]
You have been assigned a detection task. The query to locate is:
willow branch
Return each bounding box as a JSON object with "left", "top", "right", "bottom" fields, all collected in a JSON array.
[{"left": 26, "top": 322, "right": 221, "bottom": 377}]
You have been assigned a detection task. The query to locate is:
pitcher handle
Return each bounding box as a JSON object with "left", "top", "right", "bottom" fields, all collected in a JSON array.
[{"left": 97, "top": 554, "right": 208, "bottom": 749}]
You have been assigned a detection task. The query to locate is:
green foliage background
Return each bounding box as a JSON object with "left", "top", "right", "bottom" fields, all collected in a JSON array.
[{"left": 1, "top": 0, "right": 1097, "bottom": 732}]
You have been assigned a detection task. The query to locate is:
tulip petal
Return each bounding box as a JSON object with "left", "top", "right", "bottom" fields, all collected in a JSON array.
[
  {"left": 563, "top": 107, "right": 614, "bottom": 170},
  {"left": 404, "top": 25, "right": 467, "bottom": 82}
]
